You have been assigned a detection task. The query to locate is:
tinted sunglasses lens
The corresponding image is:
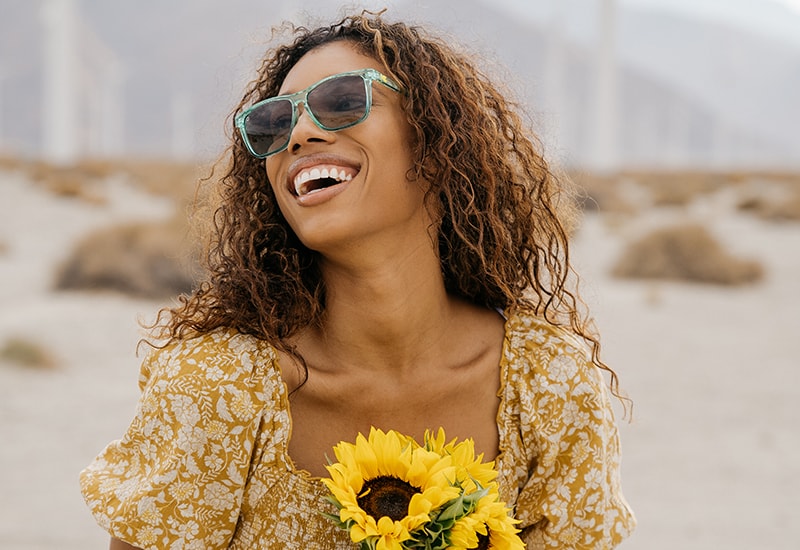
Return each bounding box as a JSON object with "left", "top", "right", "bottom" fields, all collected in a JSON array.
[
  {"left": 244, "top": 99, "right": 293, "bottom": 156},
  {"left": 308, "top": 74, "right": 368, "bottom": 129}
]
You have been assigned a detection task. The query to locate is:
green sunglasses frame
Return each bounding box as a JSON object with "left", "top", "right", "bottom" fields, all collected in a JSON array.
[{"left": 235, "top": 68, "right": 402, "bottom": 159}]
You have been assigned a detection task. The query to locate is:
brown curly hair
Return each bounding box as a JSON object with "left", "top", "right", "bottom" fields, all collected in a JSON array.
[{"left": 152, "top": 11, "right": 626, "bottom": 404}]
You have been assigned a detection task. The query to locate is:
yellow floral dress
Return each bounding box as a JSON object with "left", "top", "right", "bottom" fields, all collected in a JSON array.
[{"left": 80, "top": 310, "right": 635, "bottom": 549}]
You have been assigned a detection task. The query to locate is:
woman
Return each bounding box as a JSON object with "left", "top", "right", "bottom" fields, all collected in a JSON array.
[{"left": 81, "top": 12, "right": 635, "bottom": 549}]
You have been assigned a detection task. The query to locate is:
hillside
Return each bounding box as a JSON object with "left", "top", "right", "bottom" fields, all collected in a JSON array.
[{"left": 0, "top": 0, "right": 798, "bottom": 169}]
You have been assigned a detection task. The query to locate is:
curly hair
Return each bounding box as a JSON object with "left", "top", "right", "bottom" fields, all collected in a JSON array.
[{"left": 152, "top": 11, "right": 626, "bottom": 403}]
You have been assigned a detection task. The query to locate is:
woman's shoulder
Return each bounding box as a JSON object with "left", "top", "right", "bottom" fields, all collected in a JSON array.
[
  {"left": 500, "top": 310, "right": 636, "bottom": 546},
  {"left": 138, "top": 328, "right": 283, "bottom": 404},
  {"left": 81, "top": 329, "right": 292, "bottom": 549},
  {"left": 147, "top": 327, "right": 274, "bottom": 360},
  {"left": 501, "top": 308, "right": 606, "bottom": 400},
  {"left": 503, "top": 308, "right": 590, "bottom": 362}
]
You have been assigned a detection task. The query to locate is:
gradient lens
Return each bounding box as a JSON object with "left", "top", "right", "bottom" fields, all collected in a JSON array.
[
  {"left": 307, "top": 74, "right": 368, "bottom": 129},
  {"left": 242, "top": 98, "right": 294, "bottom": 157}
]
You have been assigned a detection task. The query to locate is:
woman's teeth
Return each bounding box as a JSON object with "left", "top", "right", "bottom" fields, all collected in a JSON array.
[{"left": 293, "top": 166, "right": 355, "bottom": 196}]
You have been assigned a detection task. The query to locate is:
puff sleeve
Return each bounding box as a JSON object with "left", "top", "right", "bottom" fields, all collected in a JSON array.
[
  {"left": 79, "top": 331, "right": 273, "bottom": 550},
  {"left": 509, "top": 320, "right": 636, "bottom": 549}
]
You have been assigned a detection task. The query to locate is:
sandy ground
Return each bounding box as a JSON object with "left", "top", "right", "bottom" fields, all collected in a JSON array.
[{"left": 1, "top": 169, "right": 798, "bottom": 549}]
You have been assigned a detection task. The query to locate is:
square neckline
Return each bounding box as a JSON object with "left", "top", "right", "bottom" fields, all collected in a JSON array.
[{"left": 266, "top": 308, "right": 515, "bottom": 484}]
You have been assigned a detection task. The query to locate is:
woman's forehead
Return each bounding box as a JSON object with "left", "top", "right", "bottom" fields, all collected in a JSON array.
[{"left": 278, "top": 42, "right": 381, "bottom": 94}]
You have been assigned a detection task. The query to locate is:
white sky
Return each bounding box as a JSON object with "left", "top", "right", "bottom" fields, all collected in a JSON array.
[
  {"left": 487, "top": 0, "right": 800, "bottom": 49},
  {"left": 626, "top": 0, "right": 800, "bottom": 18},
  {"left": 626, "top": 0, "right": 800, "bottom": 47},
  {"left": 759, "top": 0, "right": 800, "bottom": 11}
]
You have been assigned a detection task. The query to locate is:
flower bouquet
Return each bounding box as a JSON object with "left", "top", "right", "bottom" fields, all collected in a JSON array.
[{"left": 321, "top": 427, "right": 524, "bottom": 550}]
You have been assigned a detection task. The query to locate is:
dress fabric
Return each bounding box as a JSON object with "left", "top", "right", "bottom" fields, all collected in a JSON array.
[{"left": 80, "top": 310, "right": 635, "bottom": 549}]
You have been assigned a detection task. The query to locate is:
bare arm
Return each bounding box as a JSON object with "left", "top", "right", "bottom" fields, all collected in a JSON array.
[{"left": 110, "top": 538, "right": 141, "bottom": 550}]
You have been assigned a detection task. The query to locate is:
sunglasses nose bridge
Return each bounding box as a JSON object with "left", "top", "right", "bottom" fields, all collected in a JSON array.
[
  {"left": 295, "top": 96, "right": 307, "bottom": 115},
  {"left": 286, "top": 96, "right": 335, "bottom": 153},
  {"left": 292, "top": 98, "right": 320, "bottom": 132}
]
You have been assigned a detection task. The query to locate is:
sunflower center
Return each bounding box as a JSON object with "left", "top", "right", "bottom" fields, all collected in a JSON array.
[
  {"left": 358, "top": 476, "right": 420, "bottom": 522},
  {"left": 476, "top": 531, "right": 490, "bottom": 550}
]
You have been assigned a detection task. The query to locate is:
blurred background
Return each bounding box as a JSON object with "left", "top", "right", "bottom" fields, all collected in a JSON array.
[
  {"left": 0, "top": 0, "right": 798, "bottom": 549},
  {"left": 2, "top": 0, "right": 800, "bottom": 169}
]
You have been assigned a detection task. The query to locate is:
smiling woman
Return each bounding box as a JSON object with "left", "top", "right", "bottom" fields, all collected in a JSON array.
[
  {"left": 263, "top": 41, "right": 425, "bottom": 252},
  {"left": 80, "top": 10, "right": 635, "bottom": 550}
]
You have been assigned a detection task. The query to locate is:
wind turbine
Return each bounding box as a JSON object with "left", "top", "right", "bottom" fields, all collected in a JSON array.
[
  {"left": 79, "top": 19, "right": 125, "bottom": 158},
  {"left": 591, "top": 0, "right": 618, "bottom": 174},
  {"left": 171, "top": 90, "right": 195, "bottom": 160},
  {"left": 40, "top": 0, "right": 125, "bottom": 164},
  {"left": 543, "top": 1, "right": 566, "bottom": 155},
  {"left": 41, "top": 0, "right": 79, "bottom": 164},
  {"left": 0, "top": 66, "right": 5, "bottom": 150}
]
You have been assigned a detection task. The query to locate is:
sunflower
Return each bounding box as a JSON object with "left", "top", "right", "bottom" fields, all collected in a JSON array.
[
  {"left": 422, "top": 429, "right": 523, "bottom": 549},
  {"left": 322, "top": 428, "right": 461, "bottom": 550},
  {"left": 423, "top": 429, "right": 499, "bottom": 495},
  {"left": 448, "top": 494, "right": 524, "bottom": 550},
  {"left": 322, "top": 428, "right": 524, "bottom": 550}
]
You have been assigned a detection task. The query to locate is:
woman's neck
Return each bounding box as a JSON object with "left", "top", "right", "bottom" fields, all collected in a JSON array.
[{"left": 301, "top": 243, "right": 457, "bottom": 374}]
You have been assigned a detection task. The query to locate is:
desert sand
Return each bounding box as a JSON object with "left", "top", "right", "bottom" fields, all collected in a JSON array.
[{"left": 0, "top": 167, "right": 798, "bottom": 549}]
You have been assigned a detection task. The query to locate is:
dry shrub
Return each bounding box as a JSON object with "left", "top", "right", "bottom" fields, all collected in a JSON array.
[
  {"left": 0, "top": 153, "right": 29, "bottom": 172},
  {"left": 0, "top": 337, "right": 57, "bottom": 369},
  {"left": 622, "top": 170, "right": 736, "bottom": 207},
  {"left": 114, "top": 158, "right": 203, "bottom": 201},
  {"left": 740, "top": 171, "right": 800, "bottom": 186},
  {"left": 53, "top": 217, "right": 203, "bottom": 299},
  {"left": 41, "top": 172, "right": 106, "bottom": 204},
  {"left": 611, "top": 223, "right": 764, "bottom": 286},
  {"left": 757, "top": 194, "right": 800, "bottom": 222},
  {"left": 737, "top": 190, "right": 800, "bottom": 223},
  {"left": 10, "top": 155, "right": 201, "bottom": 206},
  {"left": 25, "top": 159, "right": 108, "bottom": 204},
  {"left": 70, "top": 158, "right": 120, "bottom": 180},
  {"left": 736, "top": 195, "right": 769, "bottom": 216},
  {"left": 570, "top": 172, "right": 639, "bottom": 215}
]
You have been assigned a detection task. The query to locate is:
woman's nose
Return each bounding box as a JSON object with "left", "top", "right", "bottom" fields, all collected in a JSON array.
[{"left": 288, "top": 103, "right": 335, "bottom": 153}]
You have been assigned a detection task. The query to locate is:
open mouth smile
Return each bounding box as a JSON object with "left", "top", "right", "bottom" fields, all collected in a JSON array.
[{"left": 292, "top": 164, "right": 359, "bottom": 197}]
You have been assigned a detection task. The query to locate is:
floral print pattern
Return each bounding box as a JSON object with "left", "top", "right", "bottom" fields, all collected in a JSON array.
[{"left": 80, "top": 310, "right": 635, "bottom": 549}]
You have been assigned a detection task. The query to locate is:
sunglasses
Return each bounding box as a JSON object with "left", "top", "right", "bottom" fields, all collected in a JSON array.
[{"left": 235, "top": 68, "right": 402, "bottom": 158}]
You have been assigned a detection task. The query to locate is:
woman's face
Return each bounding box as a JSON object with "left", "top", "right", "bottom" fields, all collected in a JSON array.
[{"left": 265, "top": 41, "right": 431, "bottom": 257}]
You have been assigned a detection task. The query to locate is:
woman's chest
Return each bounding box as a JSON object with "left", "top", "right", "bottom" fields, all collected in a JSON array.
[{"left": 286, "top": 363, "right": 503, "bottom": 477}]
